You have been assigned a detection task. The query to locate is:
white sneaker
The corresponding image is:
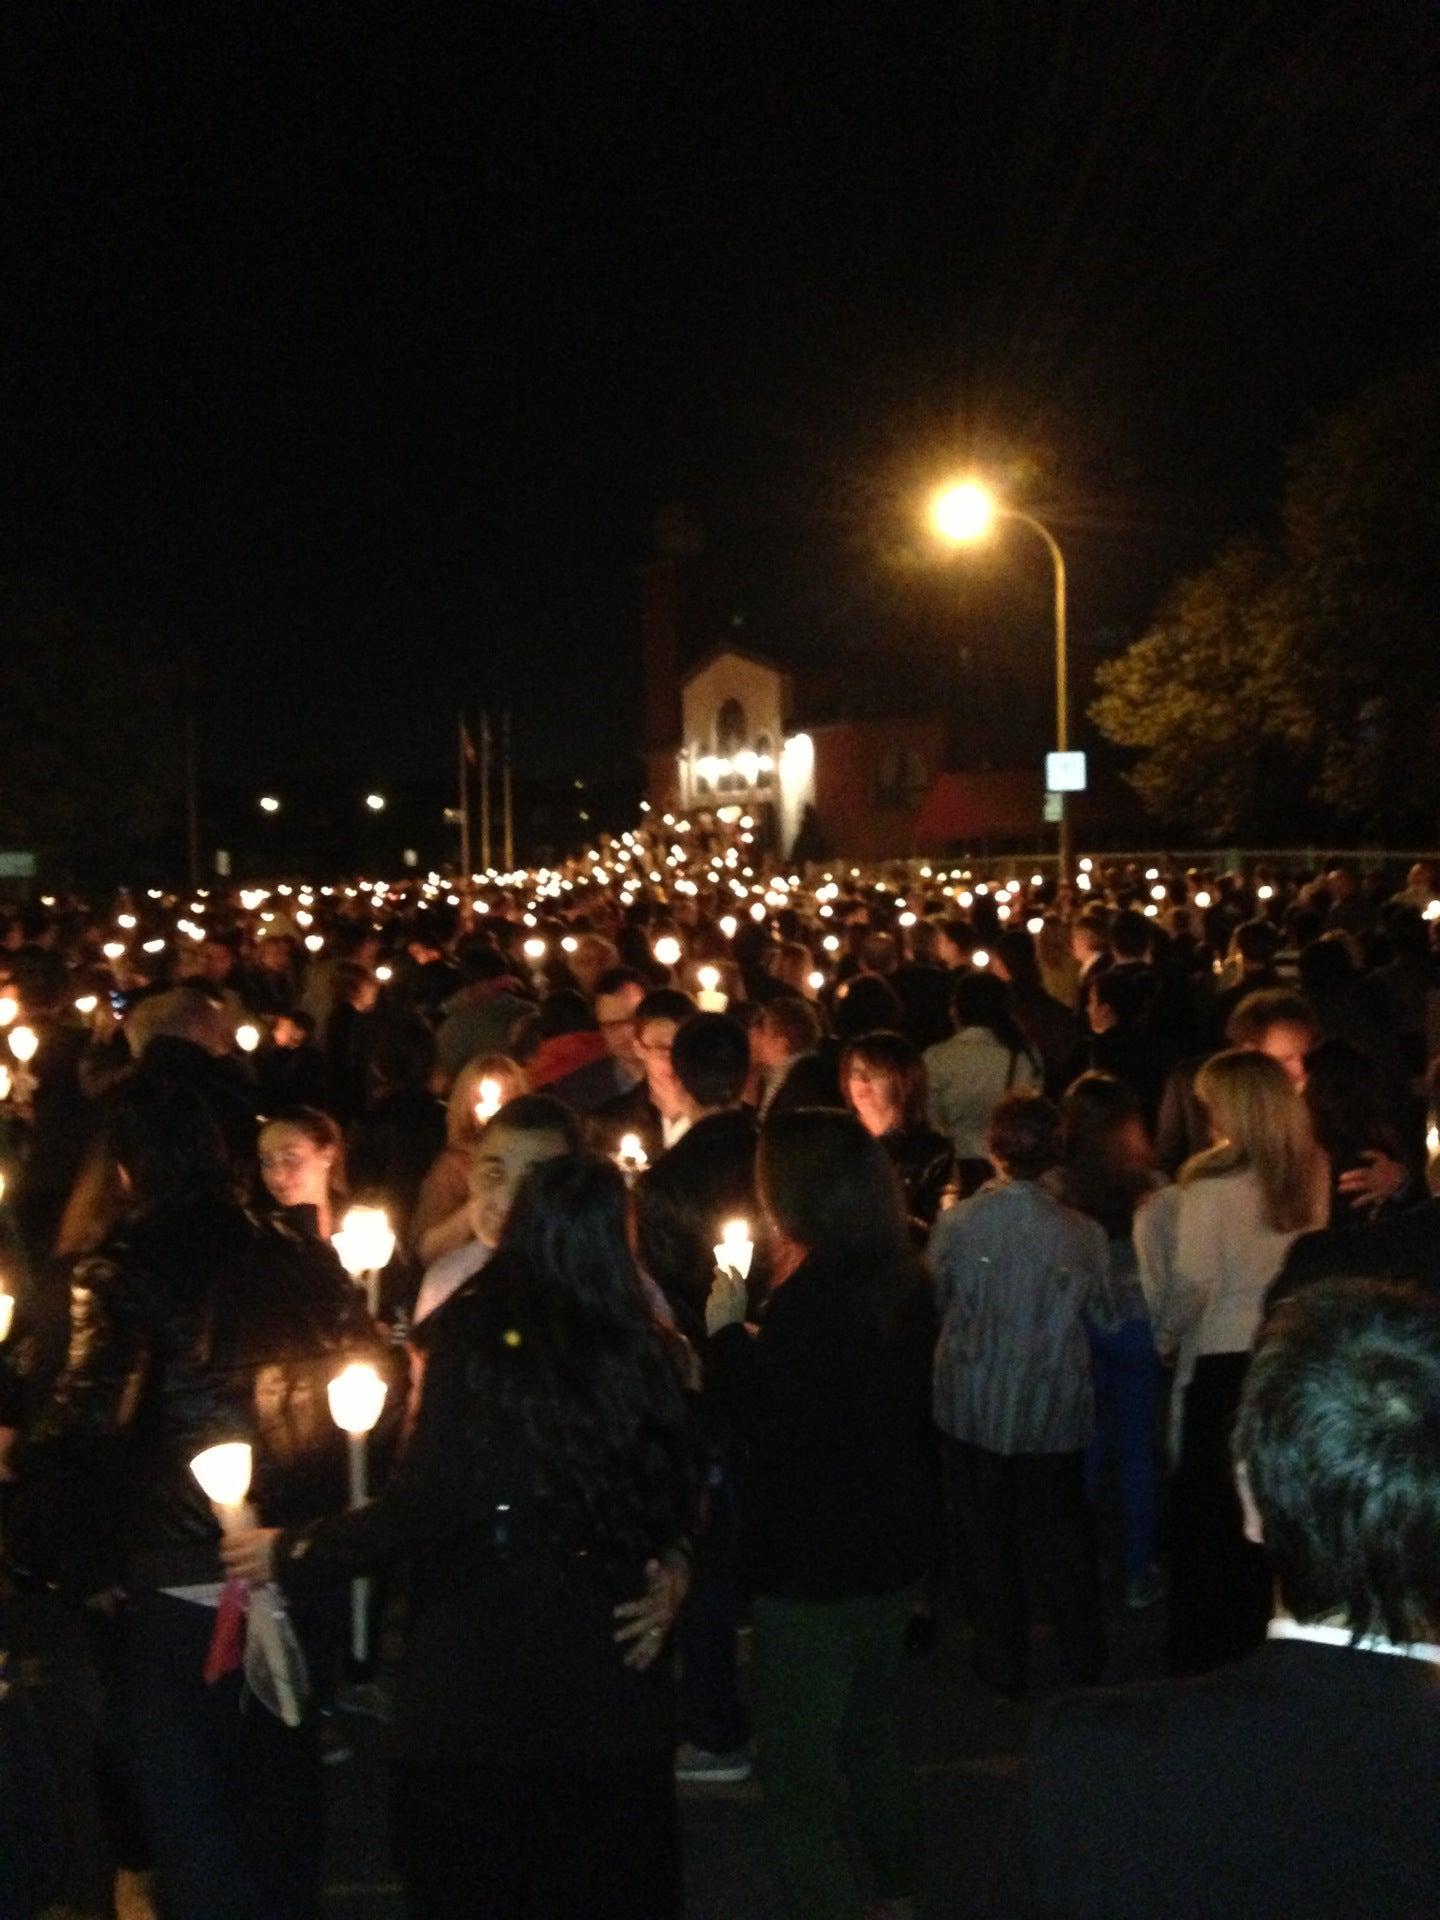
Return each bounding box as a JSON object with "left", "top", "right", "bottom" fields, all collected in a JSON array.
[{"left": 674, "top": 1742, "right": 753, "bottom": 1783}]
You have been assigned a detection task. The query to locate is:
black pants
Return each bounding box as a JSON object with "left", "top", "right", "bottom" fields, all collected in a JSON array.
[
  {"left": 390, "top": 1751, "right": 682, "bottom": 1920},
  {"left": 944, "top": 1439, "right": 1105, "bottom": 1694},
  {"left": 1166, "top": 1352, "right": 1271, "bottom": 1676},
  {"left": 677, "top": 1458, "right": 750, "bottom": 1753},
  {"left": 116, "top": 1592, "right": 324, "bottom": 1920}
]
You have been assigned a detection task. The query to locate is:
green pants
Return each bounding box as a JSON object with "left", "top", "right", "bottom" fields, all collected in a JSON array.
[{"left": 752, "top": 1589, "right": 922, "bottom": 1920}]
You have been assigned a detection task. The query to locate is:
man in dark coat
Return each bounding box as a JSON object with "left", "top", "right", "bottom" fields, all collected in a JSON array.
[{"left": 1028, "top": 1280, "right": 1440, "bottom": 1920}]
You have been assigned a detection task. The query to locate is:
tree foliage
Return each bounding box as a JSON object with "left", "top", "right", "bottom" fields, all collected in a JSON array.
[
  {"left": 1092, "top": 361, "right": 1440, "bottom": 839},
  {"left": 0, "top": 582, "right": 184, "bottom": 870}
]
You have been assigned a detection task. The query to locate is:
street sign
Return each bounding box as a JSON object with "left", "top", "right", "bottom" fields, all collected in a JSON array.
[
  {"left": 1044, "top": 792, "right": 1064, "bottom": 823},
  {"left": 0, "top": 852, "right": 37, "bottom": 879},
  {"left": 1046, "top": 750, "right": 1087, "bottom": 792}
]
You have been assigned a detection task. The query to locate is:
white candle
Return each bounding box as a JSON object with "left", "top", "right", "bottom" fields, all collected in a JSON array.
[
  {"left": 190, "top": 1441, "right": 254, "bottom": 1534},
  {"left": 695, "top": 964, "right": 728, "bottom": 1013},
  {"left": 616, "top": 1133, "right": 649, "bottom": 1178},
  {"left": 332, "top": 1207, "right": 396, "bottom": 1317},
  {"left": 713, "top": 1218, "right": 754, "bottom": 1280}
]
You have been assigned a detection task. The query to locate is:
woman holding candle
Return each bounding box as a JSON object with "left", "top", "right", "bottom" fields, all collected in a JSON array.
[
  {"left": 223, "top": 1154, "right": 697, "bottom": 1920},
  {"left": 705, "top": 1108, "right": 936, "bottom": 1920},
  {"left": 8, "top": 1078, "right": 384, "bottom": 1920},
  {"left": 409, "top": 1052, "right": 526, "bottom": 1266}
]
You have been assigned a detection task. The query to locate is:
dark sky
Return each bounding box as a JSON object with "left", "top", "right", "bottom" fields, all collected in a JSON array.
[{"left": 7, "top": 0, "right": 1438, "bottom": 799}]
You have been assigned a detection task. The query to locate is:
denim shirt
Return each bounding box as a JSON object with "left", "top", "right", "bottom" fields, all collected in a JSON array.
[{"left": 928, "top": 1178, "right": 1105, "bottom": 1454}]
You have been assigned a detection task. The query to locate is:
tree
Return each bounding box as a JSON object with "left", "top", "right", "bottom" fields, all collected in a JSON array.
[
  {"left": 1092, "top": 359, "right": 1440, "bottom": 839},
  {"left": 0, "top": 582, "right": 184, "bottom": 873}
]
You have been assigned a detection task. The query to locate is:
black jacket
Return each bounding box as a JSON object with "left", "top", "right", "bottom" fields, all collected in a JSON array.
[
  {"left": 1028, "top": 1638, "right": 1440, "bottom": 1920},
  {"left": 12, "top": 1195, "right": 386, "bottom": 1595},
  {"left": 1267, "top": 1198, "right": 1440, "bottom": 1312},
  {"left": 274, "top": 1277, "right": 693, "bottom": 1766},
  {"left": 708, "top": 1251, "right": 936, "bottom": 1600},
  {"left": 636, "top": 1108, "right": 761, "bottom": 1348}
]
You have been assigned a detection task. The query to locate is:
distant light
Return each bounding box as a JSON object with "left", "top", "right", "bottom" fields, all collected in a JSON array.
[
  {"left": 523, "top": 937, "right": 547, "bottom": 962},
  {"left": 304, "top": 934, "right": 325, "bottom": 954},
  {"left": 1027, "top": 916, "right": 1044, "bottom": 935},
  {"left": 1079, "top": 857, "right": 1093, "bottom": 873},
  {"left": 972, "top": 949, "right": 990, "bottom": 970},
  {"left": 365, "top": 793, "right": 386, "bottom": 812},
  {"left": 234, "top": 1023, "right": 261, "bottom": 1054},
  {"left": 75, "top": 995, "right": 99, "bottom": 1016},
  {"left": 822, "top": 934, "right": 840, "bottom": 953},
  {"left": 807, "top": 970, "right": 825, "bottom": 992},
  {"left": 719, "top": 915, "right": 738, "bottom": 941},
  {"left": 375, "top": 964, "right": 393, "bottom": 983},
  {"left": 1151, "top": 885, "right": 1166, "bottom": 902},
  {"left": 1195, "top": 890, "right": 1213, "bottom": 910},
  {"left": 0, "top": 996, "right": 15, "bottom": 1028},
  {"left": 749, "top": 902, "right": 767, "bottom": 923},
  {"left": 1257, "top": 883, "right": 1275, "bottom": 901},
  {"left": 10, "top": 1025, "right": 40, "bottom": 1064},
  {"left": 142, "top": 938, "right": 166, "bottom": 955},
  {"left": 653, "top": 935, "right": 682, "bottom": 969},
  {"left": 259, "top": 795, "right": 281, "bottom": 814},
  {"left": 561, "top": 936, "right": 578, "bottom": 954},
  {"left": 103, "top": 941, "right": 126, "bottom": 961},
  {"left": 117, "top": 913, "right": 137, "bottom": 930}
]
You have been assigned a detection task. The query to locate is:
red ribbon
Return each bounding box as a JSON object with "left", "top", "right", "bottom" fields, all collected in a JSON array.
[{"left": 203, "top": 1579, "right": 250, "bottom": 1685}]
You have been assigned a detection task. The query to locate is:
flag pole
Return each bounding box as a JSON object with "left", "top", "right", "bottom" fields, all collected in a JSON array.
[
  {"left": 480, "top": 710, "right": 492, "bottom": 872},
  {"left": 502, "top": 710, "right": 515, "bottom": 870},
  {"left": 458, "top": 713, "right": 472, "bottom": 882}
]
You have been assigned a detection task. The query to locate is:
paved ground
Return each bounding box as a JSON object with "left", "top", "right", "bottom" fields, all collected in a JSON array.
[
  {"left": 10, "top": 1558, "right": 1165, "bottom": 1919},
  {"left": 321, "top": 1576, "right": 1165, "bottom": 1920}
]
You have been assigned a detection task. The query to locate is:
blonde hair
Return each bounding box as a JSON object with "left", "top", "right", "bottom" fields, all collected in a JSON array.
[
  {"left": 447, "top": 1053, "right": 527, "bottom": 1149},
  {"left": 1182, "top": 1048, "right": 1325, "bottom": 1233}
]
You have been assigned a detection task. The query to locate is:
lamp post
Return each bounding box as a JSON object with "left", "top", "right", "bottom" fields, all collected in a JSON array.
[{"left": 930, "top": 481, "right": 1071, "bottom": 883}]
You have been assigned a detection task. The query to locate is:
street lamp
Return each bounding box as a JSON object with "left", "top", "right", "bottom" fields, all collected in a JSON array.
[
  {"left": 930, "top": 479, "right": 1072, "bottom": 882},
  {"left": 365, "top": 793, "right": 386, "bottom": 812},
  {"left": 258, "top": 795, "right": 281, "bottom": 814}
]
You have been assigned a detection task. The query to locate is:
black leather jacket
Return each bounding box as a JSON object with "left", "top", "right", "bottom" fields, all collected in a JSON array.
[{"left": 12, "top": 1194, "right": 387, "bottom": 1595}]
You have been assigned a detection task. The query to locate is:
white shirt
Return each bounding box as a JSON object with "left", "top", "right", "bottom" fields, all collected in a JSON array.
[
  {"left": 661, "top": 1112, "right": 691, "bottom": 1152},
  {"left": 413, "top": 1239, "right": 492, "bottom": 1325},
  {"left": 1137, "top": 1167, "right": 1318, "bottom": 1389},
  {"left": 1268, "top": 1617, "right": 1440, "bottom": 1666}
]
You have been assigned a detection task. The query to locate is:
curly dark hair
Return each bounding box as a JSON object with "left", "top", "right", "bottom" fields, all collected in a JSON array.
[{"left": 464, "top": 1153, "right": 696, "bottom": 1568}]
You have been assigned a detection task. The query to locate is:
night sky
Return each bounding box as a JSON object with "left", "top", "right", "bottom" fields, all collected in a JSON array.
[{"left": 7, "top": 1, "right": 1438, "bottom": 812}]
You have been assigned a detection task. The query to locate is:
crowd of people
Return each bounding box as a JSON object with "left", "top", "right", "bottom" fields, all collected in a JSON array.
[{"left": 1, "top": 818, "right": 1439, "bottom": 1920}]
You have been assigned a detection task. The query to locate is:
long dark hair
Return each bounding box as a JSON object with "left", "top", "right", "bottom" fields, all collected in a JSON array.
[
  {"left": 758, "top": 1108, "right": 922, "bottom": 1326},
  {"left": 105, "top": 1079, "right": 234, "bottom": 1211},
  {"left": 465, "top": 1153, "right": 694, "bottom": 1567}
]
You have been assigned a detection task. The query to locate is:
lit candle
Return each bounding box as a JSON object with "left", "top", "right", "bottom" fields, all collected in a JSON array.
[
  {"left": 474, "top": 1076, "right": 503, "bottom": 1124},
  {"left": 234, "top": 1022, "right": 261, "bottom": 1054},
  {"left": 713, "top": 1218, "right": 754, "bottom": 1280},
  {"left": 332, "top": 1206, "right": 397, "bottom": 1317},
  {"left": 653, "top": 935, "right": 682, "bottom": 970},
  {"left": 695, "top": 964, "right": 728, "bottom": 1013},
  {"left": 616, "top": 1133, "right": 649, "bottom": 1179},
  {"left": 190, "top": 1441, "right": 254, "bottom": 1534},
  {"left": 7, "top": 1026, "right": 38, "bottom": 1066},
  {"left": 327, "top": 1360, "right": 389, "bottom": 1658},
  {"left": 0, "top": 995, "right": 16, "bottom": 1028}
]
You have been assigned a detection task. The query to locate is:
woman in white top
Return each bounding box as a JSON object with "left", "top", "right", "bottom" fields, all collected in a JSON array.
[
  {"left": 1138, "top": 1048, "right": 1329, "bottom": 1674},
  {"left": 923, "top": 971, "right": 1041, "bottom": 1191}
]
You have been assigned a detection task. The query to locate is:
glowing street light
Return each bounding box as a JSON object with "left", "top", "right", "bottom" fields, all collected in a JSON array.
[
  {"left": 365, "top": 793, "right": 386, "bottom": 812},
  {"left": 929, "top": 476, "right": 1071, "bottom": 880},
  {"left": 258, "top": 795, "right": 281, "bottom": 814},
  {"left": 930, "top": 480, "right": 997, "bottom": 544}
]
